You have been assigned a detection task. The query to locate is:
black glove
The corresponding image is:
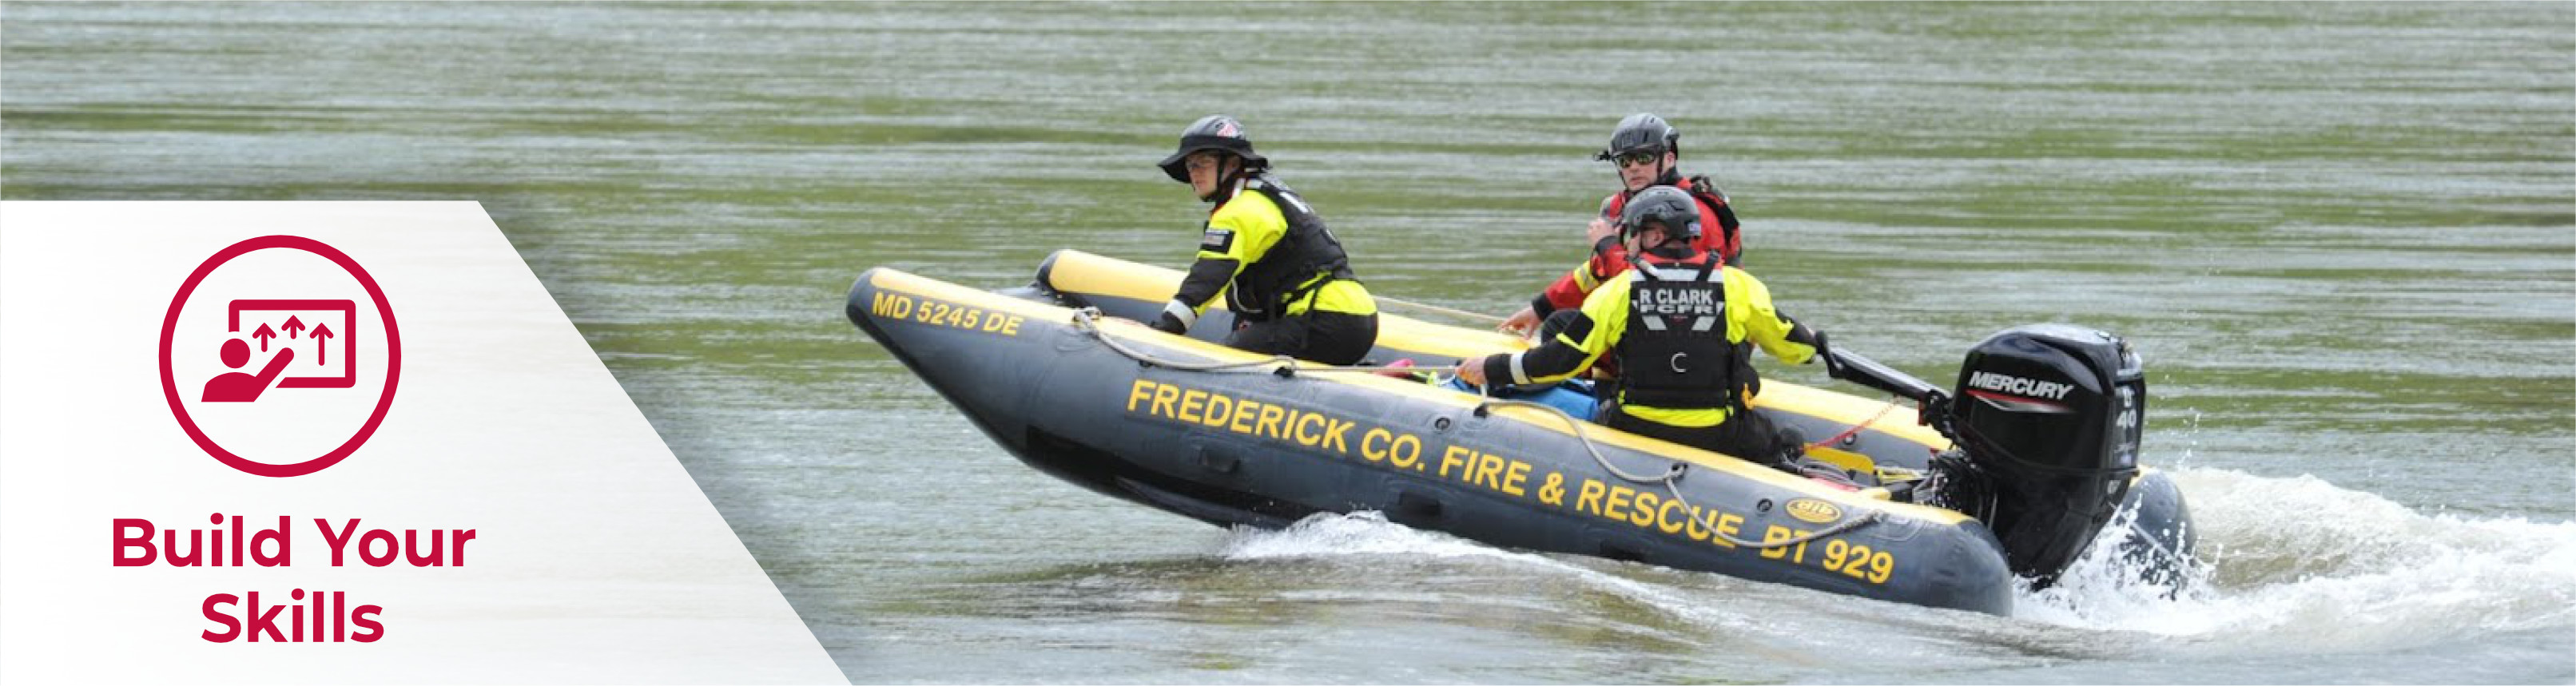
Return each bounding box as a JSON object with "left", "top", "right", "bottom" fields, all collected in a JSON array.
[
  {"left": 1918, "top": 390, "right": 1954, "bottom": 434},
  {"left": 1591, "top": 234, "right": 1622, "bottom": 256},
  {"left": 1150, "top": 311, "right": 1189, "bottom": 335}
]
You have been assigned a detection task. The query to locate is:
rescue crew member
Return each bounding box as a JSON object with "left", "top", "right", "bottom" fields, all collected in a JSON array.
[
  {"left": 1149, "top": 115, "right": 1380, "bottom": 366},
  {"left": 1500, "top": 113, "right": 1743, "bottom": 337},
  {"left": 1458, "top": 186, "right": 1821, "bottom": 472}
]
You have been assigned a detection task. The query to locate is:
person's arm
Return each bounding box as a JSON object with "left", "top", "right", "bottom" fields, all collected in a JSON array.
[
  {"left": 1534, "top": 241, "right": 1630, "bottom": 316},
  {"left": 1468, "top": 277, "right": 1628, "bottom": 387},
  {"left": 1161, "top": 255, "right": 1238, "bottom": 333},
  {"left": 1503, "top": 195, "right": 1626, "bottom": 335},
  {"left": 1728, "top": 268, "right": 1818, "bottom": 364},
  {"left": 1155, "top": 198, "right": 1284, "bottom": 334},
  {"left": 253, "top": 347, "right": 297, "bottom": 385}
]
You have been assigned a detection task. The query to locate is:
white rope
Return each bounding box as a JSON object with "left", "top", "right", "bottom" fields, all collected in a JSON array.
[{"left": 1478, "top": 397, "right": 1882, "bottom": 549}]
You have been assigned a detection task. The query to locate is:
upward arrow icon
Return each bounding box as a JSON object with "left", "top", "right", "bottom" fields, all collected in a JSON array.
[{"left": 310, "top": 323, "right": 335, "bottom": 365}]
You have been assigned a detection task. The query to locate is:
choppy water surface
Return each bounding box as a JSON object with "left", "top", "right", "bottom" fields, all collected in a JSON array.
[{"left": 6, "top": 2, "right": 2571, "bottom": 683}]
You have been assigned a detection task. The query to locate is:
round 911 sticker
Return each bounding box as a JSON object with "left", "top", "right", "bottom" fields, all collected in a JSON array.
[{"left": 159, "top": 236, "right": 401, "bottom": 478}]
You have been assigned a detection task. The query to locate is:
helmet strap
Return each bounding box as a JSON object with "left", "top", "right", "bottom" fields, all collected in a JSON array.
[{"left": 1197, "top": 155, "right": 1244, "bottom": 203}]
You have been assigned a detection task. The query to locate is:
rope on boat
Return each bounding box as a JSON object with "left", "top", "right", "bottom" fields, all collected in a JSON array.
[
  {"left": 1068, "top": 307, "right": 1882, "bottom": 549},
  {"left": 1373, "top": 296, "right": 1507, "bottom": 325},
  {"left": 1479, "top": 397, "right": 1882, "bottom": 549},
  {"left": 1807, "top": 399, "right": 1906, "bottom": 452}
]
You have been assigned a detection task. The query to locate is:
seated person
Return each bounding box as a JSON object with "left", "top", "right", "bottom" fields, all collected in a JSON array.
[
  {"left": 1459, "top": 187, "right": 1823, "bottom": 474},
  {"left": 1499, "top": 113, "right": 1744, "bottom": 337},
  {"left": 1148, "top": 115, "right": 1379, "bottom": 366}
]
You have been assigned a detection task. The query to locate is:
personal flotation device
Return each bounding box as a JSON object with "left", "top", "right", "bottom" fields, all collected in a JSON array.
[
  {"left": 1616, "top": 251, "right": 1757, "bottom": 410},
  {"left": 1223, "top": 174, "right": 1357, "bottom": 321},
  {"left": 1602, "top": 175, "right": 1742, "bottom": 266}
]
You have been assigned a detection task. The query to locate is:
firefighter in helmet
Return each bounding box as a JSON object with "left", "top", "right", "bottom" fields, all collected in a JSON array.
[{"left": 1150, "top": 115, "right": 1379, "bottom": 365}]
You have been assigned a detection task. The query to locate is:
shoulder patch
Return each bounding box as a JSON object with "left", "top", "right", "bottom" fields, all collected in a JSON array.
[{"left": 1199, "top": 226, "right": 1235, "bottom": 253}]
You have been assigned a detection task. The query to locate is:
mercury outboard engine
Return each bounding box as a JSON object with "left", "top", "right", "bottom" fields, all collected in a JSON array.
[
  {"left": 1822, "top": 324, "right": 2145, "bottom": 587},
  {"left": 1930, "top": 325, "right": 2144, "bottom": 586}
]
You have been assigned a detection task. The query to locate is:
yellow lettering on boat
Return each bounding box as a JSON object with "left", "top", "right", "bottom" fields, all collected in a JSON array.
[
  {"left": 1656, "top": 499, "right": 1688, "bottom": 535},
  {"left": 1385, "top": 434, "right": 1422, "bottom": 470},
  {"left": 1151, "top": 383, "right": 1180, "bottom": 418},
  {"left": 1499, "top": 459, "right": 1530, "bottom": 497},
  {"left": 1759, "top": 525, "right": 1795, "bottom": 560},
  {"left": 1178, "top": 389, "right": 1208, "bottom": 424},
  {"left": 1712, "top": 512, "right": 1743, "bottom": 549},
  {"left": 1322, "top": 418, "right": 1354, "bottom": 453},
  {"left": 1438, "top": 446, "right": 1469, "bottom": 479},
  {"left": 1629, "top": 490, "right": 1660, "bottom": 529},
  {"left": 1254, "top": 404, "right": 1286, "bottom": 439},
  {"left": 1125, "top": 379, "right": 1155, "bottom": 413},
  {"left": 1604, "top": 485, "right": 1634, "bottom": 525},
  {"left": 882, "top": 295, "right": 1021, "bottom": 337},
  {"left": 870, "top": 291, "right": 914, "bottom": 318},
  {"left": 1201, "top": 394, "right": 1234, "bottom": 428},
  {"left": 1294, "top": 413, "right": 1326, "bottom": 447}
]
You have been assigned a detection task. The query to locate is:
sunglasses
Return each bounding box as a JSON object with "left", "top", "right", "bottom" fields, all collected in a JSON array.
[{"left": 1615, "top": 150, "right": 1663, "bottom": 168}]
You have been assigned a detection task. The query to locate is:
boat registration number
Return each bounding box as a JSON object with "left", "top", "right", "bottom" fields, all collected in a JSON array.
[{"left": 871, "top": 291, "right": 1024, "bottom": 336}]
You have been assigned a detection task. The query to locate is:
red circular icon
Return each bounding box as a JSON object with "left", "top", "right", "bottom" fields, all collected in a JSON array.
[{"left": 159, "top": 236, "right": 401, "bottom": 478}]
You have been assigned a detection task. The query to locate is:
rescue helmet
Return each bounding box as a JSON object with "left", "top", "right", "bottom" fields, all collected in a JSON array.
[
  {"left": 1618, "top": 185, "right": 1702, "bottom": 244},
  {"left": 1594, "top": 113, "right": 1680, "bottom": 163},
  {"left": 1158, "top": 115, "right": 1268, "bottom": 183}
]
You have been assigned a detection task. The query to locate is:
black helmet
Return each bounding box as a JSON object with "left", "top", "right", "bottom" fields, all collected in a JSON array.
[
  {"left": 1158, "top": 115, "right": 1268, "bottom": 183},
  {"left": 1619, "top": 186, "right": 1701, "bottom": 243},
  {"left": 1594, "top": 113, "right": 1680, "bottom": 162}
]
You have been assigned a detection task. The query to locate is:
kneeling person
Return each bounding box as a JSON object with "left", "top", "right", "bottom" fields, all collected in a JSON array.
[
  {"left": 1150, "top": 115, "right": 1379, "bottom": 365},
  {"left": 1460, "top": 187, "right": 1822, "bottom": 471}
]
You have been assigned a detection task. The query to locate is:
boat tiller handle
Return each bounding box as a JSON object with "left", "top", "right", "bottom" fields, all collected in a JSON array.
[{"left": 1820, "top": 336, "right": 1956, "bottom": 438}]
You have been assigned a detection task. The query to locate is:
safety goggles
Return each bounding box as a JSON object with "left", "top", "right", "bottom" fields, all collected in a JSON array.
[{"left": 1614, "top": 150, "right": 1663, "bottom": 168}]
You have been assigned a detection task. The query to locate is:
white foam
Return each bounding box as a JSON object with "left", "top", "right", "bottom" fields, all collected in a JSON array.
[
  {"left": 1214, "top": 477, "right": 2574, "bottom": 658},
  {"left": 2017, "top": 467, "right": 2576, "bottom": 654},
  {"left": 1219, "top": 512, "right": 1762, "bottom": 632},
  {"left": 1221, "top": 510, "right": 1525, "bottom": 563}
]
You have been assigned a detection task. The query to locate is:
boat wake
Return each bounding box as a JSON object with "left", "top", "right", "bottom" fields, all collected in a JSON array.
[
  {"left": 1216, "top": 469, "right": 2574, "bottom": 660},
  {"left": 2017, "top": 466, "right": 2574, "bottom": 652},
  {"left": 1219, "top": 511, "right": 1771, "bottom": 635}
]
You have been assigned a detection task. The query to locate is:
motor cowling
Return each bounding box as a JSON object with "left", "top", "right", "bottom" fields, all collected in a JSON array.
[{"left": 1942, "top": 324, "right": 2145, "bottom": 586}]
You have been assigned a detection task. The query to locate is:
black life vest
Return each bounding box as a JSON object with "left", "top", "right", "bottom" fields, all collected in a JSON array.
[
  {"left": 1616, "top": 252, "right": 1756, "bottom": 410},
  {"left": 1222, "top": 175, "right": 1356, "bottom": 321}
]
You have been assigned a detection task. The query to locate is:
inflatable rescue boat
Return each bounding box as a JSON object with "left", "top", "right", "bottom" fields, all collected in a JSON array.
[{"left": 845, "top": 250, "right": 2196, "bottom": 616}]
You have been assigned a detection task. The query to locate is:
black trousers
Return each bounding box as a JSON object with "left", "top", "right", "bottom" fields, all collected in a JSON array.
[
  {"left": 1603, "top": 403, "right": 1787, "bottom": 468},
  {"left": 1225, "top": 311, "right": 1379, "bottom": 367}
]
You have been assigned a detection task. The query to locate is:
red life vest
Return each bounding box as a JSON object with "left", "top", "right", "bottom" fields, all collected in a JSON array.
[{"left": 1601, "top": 176, "right": 1741, "bottom": 266}]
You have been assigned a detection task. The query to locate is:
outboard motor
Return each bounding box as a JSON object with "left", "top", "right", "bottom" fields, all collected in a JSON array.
[
  {"left": 1822, "top": 324, "right": 2145, "bottom": 587},
  {"left": 1930, "top": 325, "right": 2145, "bottom": 586}
]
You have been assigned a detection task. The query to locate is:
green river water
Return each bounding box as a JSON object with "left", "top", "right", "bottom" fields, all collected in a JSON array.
[{"left": 6, "top": 2, "right": 2571, "bottom": 683}]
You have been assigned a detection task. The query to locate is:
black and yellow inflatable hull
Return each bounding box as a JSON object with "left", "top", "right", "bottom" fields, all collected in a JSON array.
[{"left": 846, "top": 251, "right": 2195, "bottom": 616}]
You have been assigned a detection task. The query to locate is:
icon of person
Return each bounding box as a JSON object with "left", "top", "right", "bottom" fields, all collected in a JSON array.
[{"left": 202, "top": 338, "right": 295, "bottom": 402}]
